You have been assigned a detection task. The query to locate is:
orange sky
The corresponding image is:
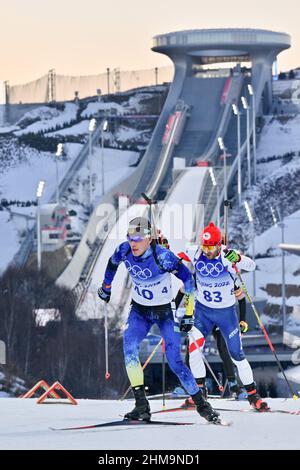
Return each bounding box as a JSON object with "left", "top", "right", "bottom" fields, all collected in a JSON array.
[{"left": 1, "top": 0, "right": 299, "bottom": 84}]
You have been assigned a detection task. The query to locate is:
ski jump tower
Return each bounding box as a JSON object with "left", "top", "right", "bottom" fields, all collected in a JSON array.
[{"left": 152, "top": 28, "right": 291, "bottom": 113}]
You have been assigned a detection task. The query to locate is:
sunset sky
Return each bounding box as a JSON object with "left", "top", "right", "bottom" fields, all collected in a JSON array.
[{"left": 1, "top": 0, "right": 299, "bottom": 84}]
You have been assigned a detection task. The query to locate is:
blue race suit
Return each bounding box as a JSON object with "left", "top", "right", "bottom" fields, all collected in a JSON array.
[{"left": 103, "top": 241, "right": 199, "bottom": 395}]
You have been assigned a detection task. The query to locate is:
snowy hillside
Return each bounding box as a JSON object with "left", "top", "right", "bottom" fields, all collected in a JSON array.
[
  {"left": 0, "top": 398, "right": 299, "bottom": 450},
  {"left": 0, "top": 86, "right": 165, "bottom": 274},
  {"left": 228, "top": 114, "right": 300, "bottom": 326}
]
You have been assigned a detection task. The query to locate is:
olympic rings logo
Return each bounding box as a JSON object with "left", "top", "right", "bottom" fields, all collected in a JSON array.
[
  {"left": 124, "top": 260, "right": 152, "bottom": 279},
  {"left": 195, "top": 260, "right": 224, "bottom": 277}
]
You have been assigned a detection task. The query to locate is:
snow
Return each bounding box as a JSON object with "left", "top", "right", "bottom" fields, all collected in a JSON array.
[
  {"left": 253, "top": 209, "right": 300, "bottom": 257},
  {"left": 116, "top": 126, "right": 145, "bottom": 141},
  {"left": 0, "top": 211, "right": 21, "bottom": 272},
  {"left": 14, "top": 103, "right": 79, "bottom": 136},
  {"left": 0, "top": 398, "right": 299, "bottom": 450},
  {"left": 257, "top": 115, "right": 300, "bottom": 159},
  {"left": 0, "top": 143, "right": 82, "bottom": 202},
  {"left": 0, "top": 125, "right": 19, "bottom": 134},
  {"left": 46, "top": 120, "right": 90, "bottom": 137},
  {"left": 81, "top": 101, "right": 126, "bottom": 118},
  {"left": 280, "top": 365, "right": 300, "bottom": 384},
  {"left": 15, "top": 106, "right": 61, "bottom": 126}
]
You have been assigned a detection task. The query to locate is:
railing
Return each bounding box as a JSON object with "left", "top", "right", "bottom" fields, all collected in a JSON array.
[{"left": 146, "top": 103, "right": 190, "bottom": 198}]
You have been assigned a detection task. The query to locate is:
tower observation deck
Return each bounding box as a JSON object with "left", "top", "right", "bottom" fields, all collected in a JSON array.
[{"left": 153, "top": 28, "right": 290, "bottom": 110}]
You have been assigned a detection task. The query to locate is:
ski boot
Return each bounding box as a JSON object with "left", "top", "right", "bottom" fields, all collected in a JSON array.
[
  {"left": 192, "top": 389, "right": 220, "bottom": 423},
  {"left": 181, "top": 378, "right": 208, "bottom": 409},
  {"left": 124, "top": 385, "right": 151, "bottom": 421},
  {"left": 228, "top": 379, "right": 247, "bottom": 400},
  {"left": 245, "top": 383, "right": 270, "bottom": 412}
]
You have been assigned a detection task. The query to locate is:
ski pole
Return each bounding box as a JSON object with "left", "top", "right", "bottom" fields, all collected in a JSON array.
[
  {"left": 221, "top": 378, "right": 229, "bottom": 398},
  {"left": 141, "top": 192, "right": 159, "bottom": 243},
  {"left": 162, "top": 340, "right": 166, "bottom": 409},
  {"left": 233, "top": 264, "right": 298, "bottom": 400},
  {"left": 189, "top": 331, "right": 224, "bottom": 392},
  {"left": 223, "top": 199, "right": 232, "bottom": 246},
  {"left": 104, "top": 303, "right": 110, "bottom": 380},
  {"left": 120, "top": 338, "right": 163, "bottom": 401}
]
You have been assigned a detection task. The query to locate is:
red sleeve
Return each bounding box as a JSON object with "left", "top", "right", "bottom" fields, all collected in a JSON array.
[{"left": 177, "top": 252, "right": 191, "bottom": 263}]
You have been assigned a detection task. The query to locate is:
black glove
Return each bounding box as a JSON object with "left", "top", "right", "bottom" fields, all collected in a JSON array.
[
  {"left": 180, "top": 315, "right": 194, "bottom": 332},
  {"left": 97, "top": 283, "right": 111, "bottom": 303}
]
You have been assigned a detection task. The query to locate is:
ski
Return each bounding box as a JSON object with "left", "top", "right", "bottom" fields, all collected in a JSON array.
[
  {"left": 152, "top": 404, "right": 195, "bottom": 414},
  {"left": 50, "top": 418, "right": 193, "bottom": 431},
  {"left": 151, "top": 408, "right": 231, "bottom": 426},
  {"left": 214, "top": 407, "right": 300, "bottom": 415},
  {"left": 206, "top": 419, "right": 232, "bottom": 427},
  {"left": 153, "top": 404, "right": 300, "bottom": 416}
]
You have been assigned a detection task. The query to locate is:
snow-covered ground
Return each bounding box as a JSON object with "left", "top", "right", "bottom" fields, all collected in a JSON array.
[
  {"left": 0, "top": 398, "right": 299, "bottom": 450},
  {"left": 14, "top": 103, "right": 79, "bottom": 136}
]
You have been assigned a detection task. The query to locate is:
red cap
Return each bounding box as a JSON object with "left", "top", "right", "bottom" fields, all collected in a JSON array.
[{"left": 200, "top": 222, "right": 222, "bottom": 246}]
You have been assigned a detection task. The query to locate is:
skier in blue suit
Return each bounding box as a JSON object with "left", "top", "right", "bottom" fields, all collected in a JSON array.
[{"left": 98, "top": 217, "right": 220, "bottom": 422}]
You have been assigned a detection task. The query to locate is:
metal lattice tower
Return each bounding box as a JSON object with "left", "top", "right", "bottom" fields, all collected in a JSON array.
[
  {"left": 113, "top": 68, "right": 121, "bottom": 93},
  {"left": 48, "top": 69, "right": 56, "bottom": 102}
]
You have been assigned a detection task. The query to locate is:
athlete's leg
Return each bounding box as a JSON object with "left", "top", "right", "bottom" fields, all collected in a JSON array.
[
  {"left": 158, "top": 310, "right": 199, "bottom": 396},
  {"left": 188, "top": 302, "right": 215, "bottom": 381},
  {"left": 123, "top": 304, "right": 152, "bottom": 387},
  {"left": 217, "top": 305, "right": 254, "bottom": 386},
  {"left": 213, "top": 327, "right": 235, "bottom": 381}
]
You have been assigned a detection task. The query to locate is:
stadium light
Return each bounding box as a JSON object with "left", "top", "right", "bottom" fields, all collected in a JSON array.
[
  {"left": 248, "top": 84, "right": 257, "bottom": 184},
  {"left": 101, "top": 119, "right": 109, "bottom": 196},
  {"left": 241, "top": 96, "right": 251, "bottom": 187},
  {"left": 209, "top": 167, "right": 220, "bottom": 227},
  {"left": 88, "top": 118, "right": 97, "bottom": 213},
  {"left": 217, "top": 137, "right": 227, "bottom": 200},
  {"left": 232, "top": 104, "right": 242, "bottom": 206},
  {"left": 36, "top": 180, "right": 45, "bottom": 271},
  {"left": 55, "top": 143, "right": 63, "bottom": 204},
  {"left": 244, "top": 200, "right": 256, "bottom": 296}
]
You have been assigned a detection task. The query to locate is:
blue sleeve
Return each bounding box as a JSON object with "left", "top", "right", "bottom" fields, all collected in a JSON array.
[
  {"left": 157, "top": 248, "right": 195, "bottom": 295},
  {"left": 103, "top": 241, "right": 130, "bottom": 287}
]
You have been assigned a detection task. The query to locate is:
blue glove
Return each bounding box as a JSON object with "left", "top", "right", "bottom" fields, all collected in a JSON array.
[
  {"left": 97, "top": 283, "right": 111, "bottom": 303},
  {"left": 180, "top": 315, "right": 194, "bottom": 332}
]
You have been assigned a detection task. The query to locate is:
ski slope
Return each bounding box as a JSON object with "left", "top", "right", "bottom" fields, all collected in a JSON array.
[{"left": 1, "top": 398, "right": 299, "bottom": 450}]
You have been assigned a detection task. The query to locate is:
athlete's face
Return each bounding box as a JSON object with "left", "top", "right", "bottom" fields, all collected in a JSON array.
[
  {"left": 129, "top": 237, "right": 152, "bottom": 256},
  {"left": 201, "top": 245, "right": 220, "bottom": 260}
]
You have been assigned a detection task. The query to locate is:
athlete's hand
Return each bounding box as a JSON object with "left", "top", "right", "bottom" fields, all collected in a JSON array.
[
  {"left": 97, "top": 283, "right": 111, "bottom": 303},
  {"left": 239, "top": 321, "right": 249, "bottom": 334},
  {"left": 224, "top": 249, "right": 241, "bottom": 264},
  {"left": 157, "top": 229, "right": 170, "bottom": 249},
  {"left": 180, "top": 315, "right": 194, "bottom": 332},
  {"left": 184, "top": 293, "right": 195, "bottom": 317}
]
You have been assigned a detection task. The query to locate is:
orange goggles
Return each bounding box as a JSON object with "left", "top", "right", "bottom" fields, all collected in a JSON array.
[{"left": 201, "top": 245, "right": 218, "bottom": 253}]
